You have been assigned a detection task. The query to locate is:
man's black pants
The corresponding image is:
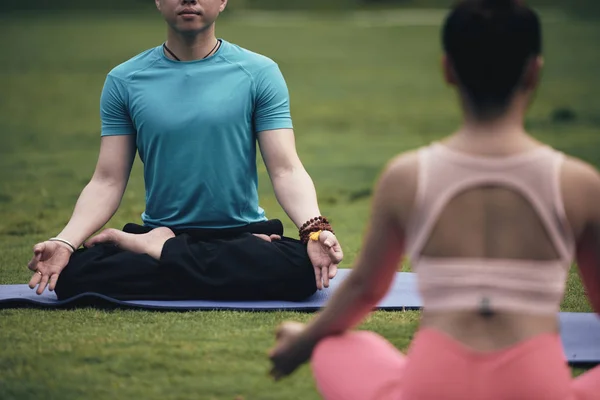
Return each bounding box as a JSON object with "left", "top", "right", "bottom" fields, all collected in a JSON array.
[{"left": 54, "top": 220, "right": 317, "bottom": 301}]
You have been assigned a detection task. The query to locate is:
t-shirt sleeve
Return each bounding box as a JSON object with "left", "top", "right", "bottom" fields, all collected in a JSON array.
[
  {"left": 100, "top": 74, "right": 136, "bottom": 136},
  {"left": 253, "top": 63, "right": 294, "bottom": 133}
]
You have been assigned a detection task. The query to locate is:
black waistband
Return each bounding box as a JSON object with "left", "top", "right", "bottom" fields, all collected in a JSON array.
[{"left": 122, "top": 219, "right": 285, "bottom": 241}]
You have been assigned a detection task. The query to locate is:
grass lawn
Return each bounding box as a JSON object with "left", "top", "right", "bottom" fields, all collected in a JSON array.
[{"left": 1, "top": 9, "right": 599, "bottom": 399}]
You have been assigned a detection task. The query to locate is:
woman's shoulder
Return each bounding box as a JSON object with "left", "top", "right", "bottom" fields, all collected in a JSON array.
[
  {"left": 559, "top": 154, "right": 600, "bottom": 240},
  {"left": 373, "top": 149, "right": 425, "bottom": 227}
]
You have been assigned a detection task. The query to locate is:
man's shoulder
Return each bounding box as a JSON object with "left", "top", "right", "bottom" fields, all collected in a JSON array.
[
  {"left": 219, "top": 41, "right": 279, "bottom": 75},
  {"left": 107, "top": 46, "right": 162, "bottom": 82}
]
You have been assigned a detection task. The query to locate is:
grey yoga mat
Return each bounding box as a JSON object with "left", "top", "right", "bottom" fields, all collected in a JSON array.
[{"left": 1, "top": 269, "right": 598, "bottom": 365}]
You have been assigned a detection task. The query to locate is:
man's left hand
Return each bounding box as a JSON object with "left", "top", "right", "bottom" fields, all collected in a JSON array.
[{"left": 307, "top": 230, "right": 343, "bottom": 290}]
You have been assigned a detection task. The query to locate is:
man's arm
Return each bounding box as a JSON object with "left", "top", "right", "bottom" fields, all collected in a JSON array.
[
  {"left": 253, "top": 61, "right": 320, "bottom": 228},
  {"left": 28, "top": 73, "right": 137, "bottom": 294},
  {"left": 27, "top": 135, "right": 136, "bottom": 294},
  {"left": 258, "top": 129, "right": 344, "bottom": 290},
  {"left": 56, "top": 73, "right": 137, "bottom": 248},
  {"left": 56, "top": 135, "right": 136, "bottom": 248},
  {"left": 253, "top": 62, "right": 342, "bottom": 288},
  {"left": 257, "top": 129, "right": 321, "bottom": 229}
]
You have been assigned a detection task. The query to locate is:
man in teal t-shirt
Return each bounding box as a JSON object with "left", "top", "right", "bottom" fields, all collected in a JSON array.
[
  {"left": 100, "top": 37, "right": 293, "bottom": 229},
  {"left": 26, "top": 0, "right": 344, "bottom": 302}
]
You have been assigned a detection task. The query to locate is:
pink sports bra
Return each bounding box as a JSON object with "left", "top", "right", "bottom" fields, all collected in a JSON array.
[{"left": 405, "top": 143, "right": 577, "bottom": 315}]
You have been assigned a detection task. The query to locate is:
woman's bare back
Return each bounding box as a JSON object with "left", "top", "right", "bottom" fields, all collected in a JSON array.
[{"left": 392, "top": 134, "right": 600, "bottom": 351}]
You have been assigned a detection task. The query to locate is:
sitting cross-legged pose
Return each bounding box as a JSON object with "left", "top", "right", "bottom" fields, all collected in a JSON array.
[
  {"left": 268, "top": 1, "right": 600, "bottom": 398},
  {"left": 26, "top": 0, "right": 343, "bottom": 302}
]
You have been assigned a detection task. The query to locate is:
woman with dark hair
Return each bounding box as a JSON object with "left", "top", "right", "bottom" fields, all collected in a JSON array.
[{"left": 267, "top": 1, "right": 600, "bottom": 398}]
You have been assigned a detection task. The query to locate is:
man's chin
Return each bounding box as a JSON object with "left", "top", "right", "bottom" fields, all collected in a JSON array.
[{"left": 174, "top": 23, "right": 213, "bottom": 36}]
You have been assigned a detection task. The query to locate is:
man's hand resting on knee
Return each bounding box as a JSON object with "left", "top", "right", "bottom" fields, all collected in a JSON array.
[
  {"left": 254, "top": 231, "right": 343, "bottom": 290},
  {"left": 307, "top": 230, "right": 343, "bottom": 290},
  {"left": 27, "top": 241, "right": 74, "bottom": 295}
]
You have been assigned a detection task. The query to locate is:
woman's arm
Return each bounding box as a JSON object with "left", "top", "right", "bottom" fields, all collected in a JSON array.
[
  {"left": 301, "top": 152, "right": 419, "bottom": 343},
  {"left": 575, "top": 165, "right": 600, "bottom": 314}
]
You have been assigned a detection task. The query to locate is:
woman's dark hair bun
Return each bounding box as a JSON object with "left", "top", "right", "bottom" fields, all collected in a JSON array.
[
  {"left": 483, "top": 0, "right": 518, "bottom": 10},
  {"left": 442, "top": 0, "right": 541, "bottom": 114}
]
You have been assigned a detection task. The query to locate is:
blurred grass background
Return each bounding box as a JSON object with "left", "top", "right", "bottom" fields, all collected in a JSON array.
[
  {"left": 1, "top": 1, "right": 599, "bottom": 399},
  {"left": 2, "top": 0, "right": 600, "bottom": 14}
]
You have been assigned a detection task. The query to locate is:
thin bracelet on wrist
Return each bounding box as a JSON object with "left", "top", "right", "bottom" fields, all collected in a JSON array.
[{"left": 48, "top": 237, "right": 77, "bottom": 252}]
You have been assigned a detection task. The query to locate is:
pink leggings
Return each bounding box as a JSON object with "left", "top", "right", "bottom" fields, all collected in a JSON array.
[{"left": 312, "top": 329, "right": 600, "bottom": 400}]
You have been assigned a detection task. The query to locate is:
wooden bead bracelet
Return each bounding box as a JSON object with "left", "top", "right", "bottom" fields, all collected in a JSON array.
[{"left": 299, "top": 216, "right": 334, "bottom": 244}]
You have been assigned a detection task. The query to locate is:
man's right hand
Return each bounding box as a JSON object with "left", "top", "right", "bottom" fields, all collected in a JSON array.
[{"left": 27, "top": 241, "right": 73, "bottom": 295}]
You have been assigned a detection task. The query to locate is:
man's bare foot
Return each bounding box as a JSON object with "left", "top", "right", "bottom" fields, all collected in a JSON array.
[
  {"left": 253, "top": 234, "right": 281, "bottom": 242},
  {"left": 85, "top": 227, "right": 175, "bottom": 260}
]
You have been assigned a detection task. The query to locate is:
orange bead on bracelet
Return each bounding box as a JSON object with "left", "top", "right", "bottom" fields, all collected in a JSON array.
[{"left": 309, "top": 230, "right": 322, "bottom": 242}]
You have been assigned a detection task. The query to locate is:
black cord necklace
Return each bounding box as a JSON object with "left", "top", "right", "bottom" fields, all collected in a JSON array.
[{"left": 163, "top": 39, "right": 221, "bottom": 61}]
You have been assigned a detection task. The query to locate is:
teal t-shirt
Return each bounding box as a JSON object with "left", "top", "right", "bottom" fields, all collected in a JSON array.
[{"left": 100, "top": 40, "right": 293, "bottom": 229}]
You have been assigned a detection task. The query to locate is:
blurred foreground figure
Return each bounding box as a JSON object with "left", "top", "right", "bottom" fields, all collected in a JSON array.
[
  {"left": 269, "top": 1, "right": 600, "bottom": 398},
  {"left": 26, "top": 0, "right": 343, "bottom": 301}
]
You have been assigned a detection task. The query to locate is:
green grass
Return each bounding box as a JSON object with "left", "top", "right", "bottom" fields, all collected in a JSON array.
[{"left": 0, "top": 9, "right": 599, "bottom": 399}]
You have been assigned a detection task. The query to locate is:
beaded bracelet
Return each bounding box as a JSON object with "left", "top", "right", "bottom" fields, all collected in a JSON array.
[{"left": 299, "top": 216, "right": 335, "bottom": 244}]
